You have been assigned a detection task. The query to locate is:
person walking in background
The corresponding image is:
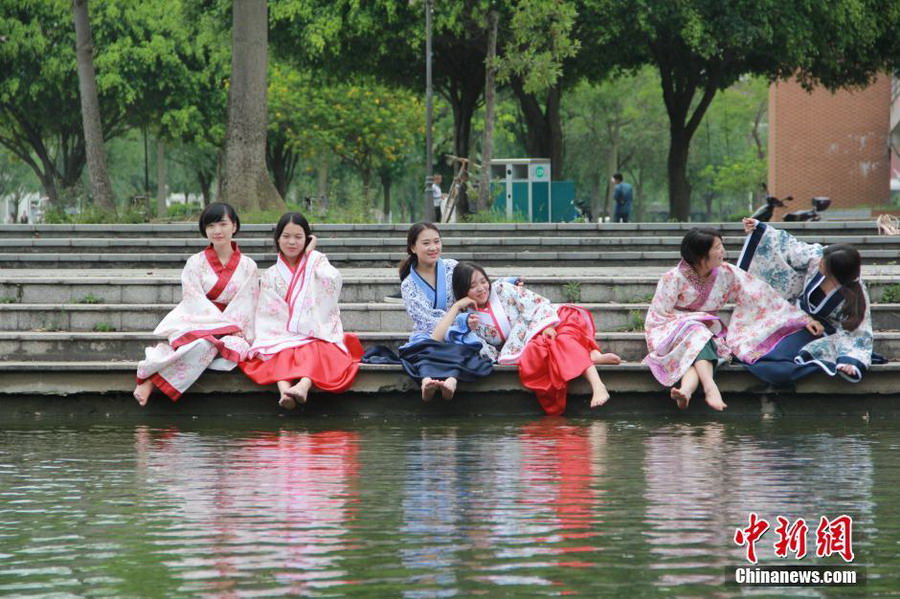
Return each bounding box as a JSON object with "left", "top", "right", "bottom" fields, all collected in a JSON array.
[
  {"left": 612, "top": 172, "right": 633, "bottom": 223},
  {"left": 432, "top": 174, "right": 444, "bottom": 223}
]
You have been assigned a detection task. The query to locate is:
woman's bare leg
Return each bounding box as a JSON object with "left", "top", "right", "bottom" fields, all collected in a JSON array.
[
  {"left": 421, "top": 377, "right": 440, "bottom": 402},
  {"left": 590, "top": 349, "right": 622, "bottom": 365},
  {"left": 585, "top": 365, "right": 610, "bottom": 408},
  {"left": 286, "top": 377, "right": 312, "bottom": 404},
  {"left": 277, "top": 380, "right": 297, "bottom": 410},
  {"left": 694, "top": 360, "right": 726, "bottom": 411},
  {"left": 671, "top": 365, "right": 699, "bottom": 409},
  {"left": 440, "top": 377, "right": 457, "bottom": 400},
  {"left": 133, "top": 380, "right": 155, "bottom": 406}
]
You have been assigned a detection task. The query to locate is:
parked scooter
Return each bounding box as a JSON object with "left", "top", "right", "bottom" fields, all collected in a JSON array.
[
  {"left": 783, "top": 196, "right": 831, "bottom": 222},
  {"left": 749, "top": 195, "right": 792, "bottom": 222}
]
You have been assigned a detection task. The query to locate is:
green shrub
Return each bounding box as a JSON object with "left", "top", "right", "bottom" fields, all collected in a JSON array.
[
  {"left": 74, "top": 293, "right": 104, "bottom": 305},
  {"left": 92, "top": 322, "right": 116, "bottom": 332},
  {"left": 562, "top": 281, "right": 582, "bottom": 303},
  {"left": 880, "top": 283, "right": 900, "bottom": 303}
]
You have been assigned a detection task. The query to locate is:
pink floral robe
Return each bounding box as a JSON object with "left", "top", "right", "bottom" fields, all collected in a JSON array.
[
  {"left": 644, "top": 261, "right": 813, "bottom": 387},
  {"left": 136, "top": 243, "right": 258, "bottom": 400},
  {"left": 240, "top": 251, "right": 361, "bottom": 391}
]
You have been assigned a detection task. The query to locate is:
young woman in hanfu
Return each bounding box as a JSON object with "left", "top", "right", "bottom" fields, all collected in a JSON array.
[
  {"left": 399, "top": 222, "right": 493, "bottom": 401},
  {"left": 644, "top": 228, "right": 816, "bottom": 411},
  {"left": 134, "top": 203, "right": 258, "bottom": 405},
  {"left": 737, "top": 218, "right": 874, "bottom": 384},
  {"left": 435, "top": 262, "right": 621, "bottom": 415},
  {"left": 240, "top": 212, "right": 363, "bottom": 410}
]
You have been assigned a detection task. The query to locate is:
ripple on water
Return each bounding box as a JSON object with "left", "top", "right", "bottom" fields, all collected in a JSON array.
[{"left": 0, "top": 420, "right": 896, "bottom": 597}]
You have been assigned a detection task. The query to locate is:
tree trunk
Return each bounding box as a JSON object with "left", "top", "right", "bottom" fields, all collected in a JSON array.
[
  {"left": 316, "top": 158, "right": 329, "bottom": 210},
  {"left": 156, "top": 139, "right": 166, "bottom": 218},
  {"left": 221, "top": 0, "right": 285, "bottom": 212},
  {"left": 197, "top": 168, "right": 213, "bottom": 207},
  {"left": 72, "top": 0, "right": 116, "bottom": 214},
  {"left": 361, "top": 167, "right": 371, "bottom": 208},
  {"left": 511, "top": 80, "right": 563, "bottom": 179},
  {"left": 450, "top": 87, "right": 480, "bottom": 215},
  {"left": 667, "top": 123, "right": 692, "bottom": 221},
  {"left": 477, "top": 11, "right": 499, "bottom": 213},
  {"left": 380, "top": 170, "right": 392, "bottom": 223}
]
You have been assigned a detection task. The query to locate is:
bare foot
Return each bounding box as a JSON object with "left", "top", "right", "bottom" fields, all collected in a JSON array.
[
  {"left": 440, "top": 377, "right": 457, "bottom": 401},
  {"left": 703, "top": 387, "right": 727, "bottom": 411},
  {"left": 421, "top": 378, "right": 441, "bottom": 402},
  {"left": 278, "top": 394, "right": 297, "bottom": 410},
  {"left": 286, "top": 378, "right": 312, "bottom": 405},
  {"left": 133, "top": 381, "right": 154, "bottom": 407},
  {"left": 590, "top": 384, "right": 610, "bottom": 408},
  {"left": 591, "top": 350, "right": 622, "bottom": 365},
  {"left": 670, "top": 386, "right": 691, "bottom": 410}
]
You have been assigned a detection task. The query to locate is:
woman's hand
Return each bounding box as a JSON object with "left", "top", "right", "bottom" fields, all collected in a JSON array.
[
  {"left": 837, "top": 364, "right": 857, "bottom": 376},
  {"left": 453, "top": 297, "right": 476, "bottom": 312},
  {"left": 541, "top": 326, "right": 557, "bottom": 339},
  {"left": 805, "top": 320, "right": 825, "bottom": 336},
  {"left": 305, "top": 235, "right": 318, "bottom": 254},
  {"left": 466, "top": 313, "right": 479, "bottom": 330},
  {"left": 742, "top": 217, "right": 758, "bottom": 234}
]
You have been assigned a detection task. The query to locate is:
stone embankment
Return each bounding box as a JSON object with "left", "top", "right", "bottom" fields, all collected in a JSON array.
[{"left": 0, "top": 222, "right": 897, "bottom": 415}]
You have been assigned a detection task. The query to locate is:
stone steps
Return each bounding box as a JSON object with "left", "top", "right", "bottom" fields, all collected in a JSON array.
[
  {"left": 4, "top": 301, "right": 900, "bottom": 333},
  {"left": 3, "top": 330, "right": 900, "bottom": 363},
  {"left": 4, "top": 269, "right": 900, "bottom": 304},
  {"left": 4, "top": 247, "right": 900, "bottom": 268},
  {"left": 1, "top": 361, "right": 897, "bottom": 401},
  {"left": 0, "top": 221, "right": 882, "bottom": 239},
  {"left": 5, "top": 234, "right": 899, "bottom": 254}
]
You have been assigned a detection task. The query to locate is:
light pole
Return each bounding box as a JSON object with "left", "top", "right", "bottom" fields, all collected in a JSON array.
[{"left": 423, "top": 0, "right": 435, "bottom": 222}]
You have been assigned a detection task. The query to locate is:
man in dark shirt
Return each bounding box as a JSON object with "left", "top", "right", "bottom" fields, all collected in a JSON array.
[{"left": 612, "top": 172, "right": 633, "bottom": 223}]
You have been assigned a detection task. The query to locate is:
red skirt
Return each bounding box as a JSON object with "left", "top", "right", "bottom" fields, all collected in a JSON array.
[
  {"left": 240, "top": 334, "right": 363, "bottom": 393},
  {"left": 518, "top": 305, "right": 600, "bottom": 415}
]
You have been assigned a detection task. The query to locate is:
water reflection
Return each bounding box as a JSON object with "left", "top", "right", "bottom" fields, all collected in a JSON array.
[
  {"left": 135, "top": 426, "right": 360, "bottom": 596},
  {"left": 0, "top": 419, "right": 892, "bottom": 598},
  {"left": 642, "top": 422, "right": 874, "bottom": 593}
]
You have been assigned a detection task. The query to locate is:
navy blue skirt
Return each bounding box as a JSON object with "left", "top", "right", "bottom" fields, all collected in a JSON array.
[
  {"left": 740, "top": 329, "right": 821, "bottom": 386},
  {"left": 399, "top": 340, "right": 493, "bottom": 382}
]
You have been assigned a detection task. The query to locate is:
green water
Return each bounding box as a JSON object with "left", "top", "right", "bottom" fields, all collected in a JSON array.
[{"left": 0, "top": 417, "right": 897, "bottom": 598}]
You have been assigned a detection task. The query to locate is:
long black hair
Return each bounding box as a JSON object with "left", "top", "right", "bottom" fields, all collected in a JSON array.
[
  {"left": 452, "top": 261, "right": 491, "bottom": 301},
  {"left": 273, "top": 212, "right": 312, "bottom": 254},
  {"left": 399, "top": 222, "right": 441, "bottom": 281},
  {"left": 680, "top": 228, "right": 722, "bottom": 267},
  {"left": 823, "top": 244, "right": 866, "bottom": 331},
  {"left": 198, "top": 202, "right": 240, "bottom": 237}
]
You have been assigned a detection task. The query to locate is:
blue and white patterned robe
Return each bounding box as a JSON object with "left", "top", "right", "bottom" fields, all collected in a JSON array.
[
  {"left": 738, "top": 222, "right": 873, "bottom": 382},
  {"left": 400, "top": 257, "right": 458, "bottom": 345}
]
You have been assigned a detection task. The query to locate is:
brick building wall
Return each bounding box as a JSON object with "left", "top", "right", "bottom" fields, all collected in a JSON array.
[{"left": 768, "top": 77, "right": 891, "bottom": 218}]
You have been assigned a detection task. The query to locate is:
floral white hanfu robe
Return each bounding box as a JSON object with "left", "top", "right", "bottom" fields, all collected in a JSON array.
[
  {"left": 248, "top": 251, "right": 348, "bottom": 358},
  {"left": 137, "top": 243, "right": 258, "bottom": 400},
  {"left": 240, "top": 251, "right": 361, "bottom": 391},
  {"left": 738, "top": 222, "right": 874, "bottom": 381},
  {"left": 644, "top": 261, "right": 813, "bottom": 387}
]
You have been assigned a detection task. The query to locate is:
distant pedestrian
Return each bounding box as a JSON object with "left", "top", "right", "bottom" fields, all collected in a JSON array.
[
  {"left": 612, "top": 173, "right": 633, "bottom": 223},
  {"left": 432, "top": 174, "right": 443, "bottom": 223}
]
